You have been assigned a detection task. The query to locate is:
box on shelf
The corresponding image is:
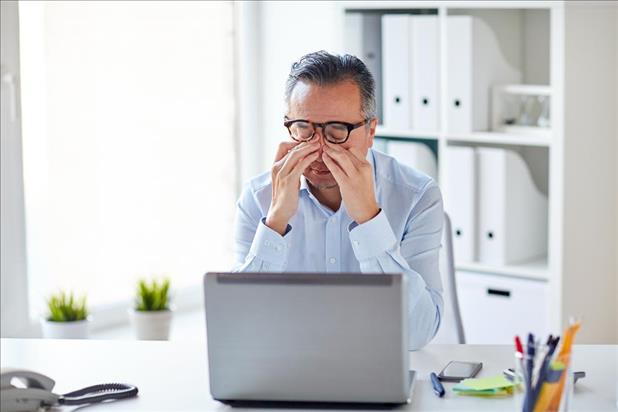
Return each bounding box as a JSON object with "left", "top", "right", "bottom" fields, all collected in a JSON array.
[{"left": 492, "top": 84, "right": 551, "bottom": 136}]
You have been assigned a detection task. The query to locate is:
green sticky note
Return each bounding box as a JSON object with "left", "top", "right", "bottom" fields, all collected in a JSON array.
[
  {"left": 453, "top": 387, "right": 498, "bottom": 394},
  {"left": 456, "top": 375, "right": 516, "bottom": 391},
  {"left": 455, "top": 388, "right": 511, "bottom": 397}
]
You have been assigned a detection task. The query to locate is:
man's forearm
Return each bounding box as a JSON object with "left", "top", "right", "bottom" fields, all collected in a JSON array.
[{"left": 348, "top": 209, "right": 443, "bottom": 350}]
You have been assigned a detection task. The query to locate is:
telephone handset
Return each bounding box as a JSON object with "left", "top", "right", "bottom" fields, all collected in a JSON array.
[{"left": 1, "top": 368, "right": 138, "bottom": 412}]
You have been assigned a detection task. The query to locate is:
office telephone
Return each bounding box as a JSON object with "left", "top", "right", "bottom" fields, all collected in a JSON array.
[{"left": 1, "top": 368, "right": 138, "bottom": 412}]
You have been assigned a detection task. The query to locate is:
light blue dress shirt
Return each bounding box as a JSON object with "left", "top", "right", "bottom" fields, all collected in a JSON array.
[{"left": 233, "top": 148, "right": 444, "bottom": 350}]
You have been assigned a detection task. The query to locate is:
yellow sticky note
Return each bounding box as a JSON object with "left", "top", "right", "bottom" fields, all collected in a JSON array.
[{"left": 458, "top": 375, "right": 516, "bottom": 391}]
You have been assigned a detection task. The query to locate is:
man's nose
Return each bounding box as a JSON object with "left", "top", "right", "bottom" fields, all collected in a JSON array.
[{"left": 313, "top": 128, "right": 327, "bottom": 156}]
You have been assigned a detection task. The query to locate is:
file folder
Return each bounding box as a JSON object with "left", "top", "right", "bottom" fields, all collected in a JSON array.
[
  {"left": 387, "top": 140, "right": 438, "bottom": 181},
  {"left": 446, "top": 16, "right": 472, "bottom": 132},
  {"left": 446, "top": 16, "right": 521, "bottom": 132},
  {"left": 345, "top": 12, "right": 383, "bottom": 122},
  {"left": 477, "top": 148, "right": 548, "bottom": 265},
  {"left": 382, "top": 14, "right": 411, "bottom": 129},
  {"left": 444, "top": 146, "right": 477, "bottom": 263},
  {"left": 410, "top": 15, "right": 439, "bottom": 133}
]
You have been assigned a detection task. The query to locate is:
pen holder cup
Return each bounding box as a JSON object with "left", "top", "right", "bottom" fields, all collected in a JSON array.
[{"left": 513, "top": 353, "right": 574, "bottom": 412}]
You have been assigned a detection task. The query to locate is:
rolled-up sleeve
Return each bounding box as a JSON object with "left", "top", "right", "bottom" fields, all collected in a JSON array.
[{"left": 348, "top": 180, "right": 444, "bottom": 350}]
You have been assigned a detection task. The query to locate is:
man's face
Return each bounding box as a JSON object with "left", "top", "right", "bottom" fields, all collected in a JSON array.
[{"left": 286, "top": 80, "right": 377, "bottom": 190}]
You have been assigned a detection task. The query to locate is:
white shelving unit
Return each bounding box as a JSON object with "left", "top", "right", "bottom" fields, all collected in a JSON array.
[
  {"left": 375, "top": 127, "right": 438, "bottom": 140},
  {"left": 444, "top": 132, "right": 551, "bottom": 147},
  {"left": 342, "top": 1, "right": 617, "bottom": 343},
  {"left": 456, "top": 256, "right": 549, "bottom": 281}
]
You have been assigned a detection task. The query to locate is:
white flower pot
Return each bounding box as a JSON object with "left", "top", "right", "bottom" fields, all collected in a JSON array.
[
  {"left": 40, "top": 317, "right": 90, "bottom": 339},
  {"left": 129, "top": 308, "right": 173, "bottom": 340}
]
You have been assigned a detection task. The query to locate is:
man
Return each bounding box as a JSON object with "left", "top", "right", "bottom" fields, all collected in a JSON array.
[{"left": 234, "top": 51, "right": 444, "bottom": 350}]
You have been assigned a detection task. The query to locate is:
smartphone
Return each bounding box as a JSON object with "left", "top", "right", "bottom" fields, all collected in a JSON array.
[{"left": 437, "top": 361, "right": 483, "bottom": 382}]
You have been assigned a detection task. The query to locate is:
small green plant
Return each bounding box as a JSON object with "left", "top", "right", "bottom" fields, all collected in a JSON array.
[
  {"left": 135, "top": 278, "right": 170, "bottom": 311},
  {"left": 46, "top": 291, "right": 88, "bottom": 322}
]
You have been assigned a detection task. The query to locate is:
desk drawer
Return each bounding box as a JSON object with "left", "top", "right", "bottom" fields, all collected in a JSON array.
[{"left": 456, "top": 271, "right": 550, "bottom": 344}]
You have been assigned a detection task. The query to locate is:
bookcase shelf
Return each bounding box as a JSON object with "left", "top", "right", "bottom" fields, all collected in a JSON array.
[
  {"left": 343, "top": 1, "right": 558, "bottom": 11},
  {"left": 445, "top": 132, "right": 552, "bottom": 147},
  {"left": 456, "top": 256, "right": 549, "bottom": 281},
  {"left": 375, "top": 127, "right": 438, "bottom": 140},
  {"left": 375, "top": 130, "right": 552, "bottom": 147},
  {"left": 341, "top": 1, "right": 617, "bottom": 344}
]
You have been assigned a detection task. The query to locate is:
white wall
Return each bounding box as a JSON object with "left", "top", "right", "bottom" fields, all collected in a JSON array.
[
  {"left": 251, "top": 1, "right": 343, "bottom": 174},
  {"left": 563, "top": 2, "right": 617, "bottom": 343}
]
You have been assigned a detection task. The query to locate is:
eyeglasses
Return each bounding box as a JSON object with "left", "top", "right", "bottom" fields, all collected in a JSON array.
[{"left": 283, "top": 118, "right": 370, "bottom": 144}]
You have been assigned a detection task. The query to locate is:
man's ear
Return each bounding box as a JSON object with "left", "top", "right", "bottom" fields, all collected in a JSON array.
[{"left": 367, "top": 118, "right": 378, "bottom": 147}]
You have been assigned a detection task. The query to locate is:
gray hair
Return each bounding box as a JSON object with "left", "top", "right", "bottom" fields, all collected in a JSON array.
[{"left": 284, "top": 51, "right": 377, "bottom": 119}]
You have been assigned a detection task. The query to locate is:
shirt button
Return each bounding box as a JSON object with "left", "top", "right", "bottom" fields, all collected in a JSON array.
[
  {"left": 265, "top": 240, "right": 271, "bottom": 246},
  {"left": 275, "top": 245, "right": 282, "bottom": 252},
  {"left": 353, "top": 240, "right": 360, "bottom": 246},
  {"left": 329, "top": 257, "right": 337, "bottom": 264}
]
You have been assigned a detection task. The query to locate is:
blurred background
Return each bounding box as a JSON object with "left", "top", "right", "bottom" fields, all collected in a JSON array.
[{"left": 1, "top": 1, "right": 616, "bottom": 344}]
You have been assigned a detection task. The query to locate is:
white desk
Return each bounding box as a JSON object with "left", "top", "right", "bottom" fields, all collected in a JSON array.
[{"left": 1, "top": 339, "right": 616, "bottom": 411}]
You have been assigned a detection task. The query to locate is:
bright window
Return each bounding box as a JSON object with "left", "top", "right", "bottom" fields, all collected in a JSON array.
[{"left": 18, "top": 1, "right": 236, "bottom": 317}]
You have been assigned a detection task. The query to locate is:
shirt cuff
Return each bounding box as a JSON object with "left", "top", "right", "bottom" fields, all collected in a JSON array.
[
  {"left": 248, "top": 218, "right": 292, "bottom": 265},
  {"left": 348, "top": 210, "right": 397, "bottom": 261}
]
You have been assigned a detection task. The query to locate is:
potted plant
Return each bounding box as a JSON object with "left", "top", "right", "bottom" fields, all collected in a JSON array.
[
  {"left": 129, "top": 277, "right": 173, "bottom": 340},
  {"left": 40, "top": 291, "right": 90, "bottom": 339}
]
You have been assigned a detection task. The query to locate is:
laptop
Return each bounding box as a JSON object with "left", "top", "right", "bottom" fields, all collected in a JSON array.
[{"left": 203, "top": 272, "right": 415, "bottom": 405}]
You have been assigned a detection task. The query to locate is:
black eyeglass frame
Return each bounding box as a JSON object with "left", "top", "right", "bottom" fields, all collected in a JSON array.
[{"left": 283, "top": 117, "right": 371, "bottom": 144}]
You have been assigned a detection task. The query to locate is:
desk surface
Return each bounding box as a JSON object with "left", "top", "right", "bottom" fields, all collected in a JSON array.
[{"left": 1, "top": 339, "right": 616, "bottom": 411}]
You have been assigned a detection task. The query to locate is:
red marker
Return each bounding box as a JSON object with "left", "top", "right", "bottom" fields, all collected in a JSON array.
[{"left": 515, "top": 335, "right": 524, "bottom": 354}]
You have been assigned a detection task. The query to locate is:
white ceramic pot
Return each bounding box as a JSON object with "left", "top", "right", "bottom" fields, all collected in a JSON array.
[
  {"left": 129, "top": 308, "right": 173, "bottom": 340},
  {"left": 40, "top": 317, "right": 90, "bottom": 339}
]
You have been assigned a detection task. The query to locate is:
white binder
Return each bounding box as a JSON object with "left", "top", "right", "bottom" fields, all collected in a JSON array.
[
  {"left": 410, "top": 15, "right": 439, "bottom": 133},
  {"left": 382, "top": 15, "right": 411, "bottom": 129},
  {"left": 444, "top": 146, "right": 477, "bottom": 263},
  {"left": 387, "top": 140, "right": 437, "bottom": 181},
  {"left": 344, "top": 12, "right": 383, "bottom": 121},
  {"left": 477, "top": 148, "right": 548, "bottom": 265},
  {"left": 446, "top": 16, "right": 521, "bottom": 132}
]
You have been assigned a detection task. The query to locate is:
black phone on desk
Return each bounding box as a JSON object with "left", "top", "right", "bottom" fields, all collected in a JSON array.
[{"left": 437, "top": 361, "right": 483, "bottom": 382}]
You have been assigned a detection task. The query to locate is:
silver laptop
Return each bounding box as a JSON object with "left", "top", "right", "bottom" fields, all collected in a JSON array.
[{"left": 203, "top": 272, "right": 415, "bottom": 405}]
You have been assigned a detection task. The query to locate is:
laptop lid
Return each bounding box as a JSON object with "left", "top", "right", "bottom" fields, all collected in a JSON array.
[{"left": 203, "top": 272, "right": 410, "bottom": 404}]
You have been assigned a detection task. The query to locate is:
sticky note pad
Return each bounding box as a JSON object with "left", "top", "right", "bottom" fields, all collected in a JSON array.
[
  {"left": 454, "top": 375, "right": 516, "bottom": 391},
  {"left": 454, "top": 388, "right": 512, "bottom": 397}
]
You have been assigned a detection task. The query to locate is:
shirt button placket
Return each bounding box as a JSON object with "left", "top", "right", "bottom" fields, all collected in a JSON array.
[{"left": 325, "top": 215, "right": 341, "bottom": 273}]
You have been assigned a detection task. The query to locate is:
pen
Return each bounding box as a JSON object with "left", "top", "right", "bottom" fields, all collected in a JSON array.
[
  {"left": 430, "top": 372, "right": 445, "bottom": 398},
  {"left": 524, "top": 333, "right": 535, "bottom": 412},
  {"left": 515, "top": 335, "right": 524, "bottom": 355},
  {"left": 531, "top": 336, "right": 559, "bottom": 408}
]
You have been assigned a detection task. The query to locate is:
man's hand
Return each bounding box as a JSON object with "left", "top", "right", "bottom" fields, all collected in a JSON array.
[
  {"left": 321, "top": 142, "right": 380, "bottom": 224},
  {"left": 265, "top": 140, "right": 321, "bottom": 235}
]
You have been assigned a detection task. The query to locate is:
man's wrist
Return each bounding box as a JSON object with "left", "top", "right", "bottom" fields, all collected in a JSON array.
[
  {"left": 354, "top": 205, "right": 381, "bottom": 225},
  {"left": 265, "top": 213, "right": 289, "bottom": 236}
]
